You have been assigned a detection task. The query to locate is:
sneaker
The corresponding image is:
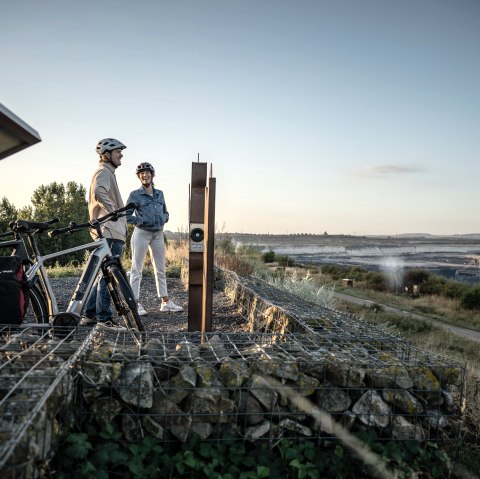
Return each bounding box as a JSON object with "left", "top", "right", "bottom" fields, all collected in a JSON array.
[
  {"left": 137, "top": 303, "right": 148, "bottom": 316},
  {"left": 160, "top": 300, "right": 183, "bottom": 312},
  {"left": 96, "top": 320, "right": 127, "bottom": 332},
  {"left": 80, "top": 316, "right": 97, "bottom": 326}
]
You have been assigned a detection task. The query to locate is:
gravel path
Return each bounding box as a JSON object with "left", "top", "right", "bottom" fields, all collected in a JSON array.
[{"left": 50, "top": 275, "right": 247, "bottom": 333}]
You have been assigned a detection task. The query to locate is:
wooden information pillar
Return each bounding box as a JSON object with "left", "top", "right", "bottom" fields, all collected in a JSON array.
[{"left": 188, "top": 161, "right": 215, "bottom": 332}]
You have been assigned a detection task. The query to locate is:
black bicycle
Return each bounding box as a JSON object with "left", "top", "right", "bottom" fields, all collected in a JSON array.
[{"left": 0, "top": 224, "right": 49, "bottom": 325}]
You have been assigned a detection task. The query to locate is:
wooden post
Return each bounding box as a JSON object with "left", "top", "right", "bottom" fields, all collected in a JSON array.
[
  {"left": 188, "top": 162, "right": 207, "bottom": 331},
  {"left": 202, "top": 170, "right": 216, "bottom": 332}
]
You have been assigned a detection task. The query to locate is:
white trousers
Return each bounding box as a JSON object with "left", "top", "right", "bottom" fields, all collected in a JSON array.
[{"left": 129, "top": 227, "right": 168, "bottom": 300}]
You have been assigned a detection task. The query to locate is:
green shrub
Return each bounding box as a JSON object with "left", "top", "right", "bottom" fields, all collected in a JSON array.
[
  {"left": 262, "top": 250, "right": 275, "bottom": 263},
  {"left": 365, "top": 272, "right": 388, "bottom": 291},
  {"left": 443, "top": 281, "right": 469, "bottom": 300},
  {"left": 419, "top": 275, "right": 447, "bottom": 296},
  {"left": 404, "top": 269, "right": 430, "bottom": 289},
  {"left": 461, "top": 286, "right": 480, "bottom": 310},
  {"left": 321, "top": 264, "right": 348, "bottom": 280}
]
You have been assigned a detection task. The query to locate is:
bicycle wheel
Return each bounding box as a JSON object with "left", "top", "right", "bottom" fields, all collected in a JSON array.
[
  {"left": 107, "top": 265, "right": 144, "bottom": 331},
  {"left": 23, "top": 283, "right": 49, "bottom": 324}
]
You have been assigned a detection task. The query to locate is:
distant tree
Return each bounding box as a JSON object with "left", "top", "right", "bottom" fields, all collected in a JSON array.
[
  {"left": 17, "top": 205, "right": 34, "bottom": 221},
  {"left": 461, "top": 286, "right": 480, "bottom": 310},
  {"left": 0, "top": 197, "right": 18, "bottom": 232},
  {"left": 262, "top": 250, "right": 275, "bottom": 263},
  {"left": 30, "top": 181, "right": 89, "bottom": 264}
]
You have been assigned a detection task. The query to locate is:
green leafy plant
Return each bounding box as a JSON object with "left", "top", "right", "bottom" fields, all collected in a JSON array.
[{"left": 52, "top": 425, "right": 455, "bottom": 479}]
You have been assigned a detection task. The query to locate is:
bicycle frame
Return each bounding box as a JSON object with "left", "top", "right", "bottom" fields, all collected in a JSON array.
[
  {"left": 24, "top": 237, "right": 114, "bottom": 321},
  {"left": 0, "top": 233, "right": 31, "bottom": 262}
]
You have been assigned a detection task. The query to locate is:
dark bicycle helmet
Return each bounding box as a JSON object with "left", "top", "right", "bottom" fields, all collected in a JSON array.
[
  {"left": 96, "top": 138, "right": 127, "bottom": 155},
  {"left": 136, "top": 162, "right": 155, "bottom": 175}
]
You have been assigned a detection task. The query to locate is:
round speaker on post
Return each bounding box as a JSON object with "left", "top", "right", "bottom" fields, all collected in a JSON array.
[{"left": 190, "top": 228, "right": 204, "bottom": 242}]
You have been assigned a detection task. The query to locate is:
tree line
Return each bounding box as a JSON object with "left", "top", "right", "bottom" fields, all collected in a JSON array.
[{"left": 0, "top": 181, "right": 93, "bottom": 265}]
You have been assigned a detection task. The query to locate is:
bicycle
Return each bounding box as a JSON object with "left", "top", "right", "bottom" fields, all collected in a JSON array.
[
  {"left": 0, "top": 224, "right": 50, "bottom": 325},
  {"left": 7, "top": 204, "right": 144, "bottom": 333}
]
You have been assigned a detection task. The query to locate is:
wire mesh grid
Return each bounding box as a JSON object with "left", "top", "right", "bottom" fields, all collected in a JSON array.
[
  {"left": 222, "top": 271, "right": 413, "bottom": 355},
  {"left": 77, "top": 329, "right": 465, "bottom": 445},
  {"left": 0, "top": 324, "right": 94, "bottom": 478}
]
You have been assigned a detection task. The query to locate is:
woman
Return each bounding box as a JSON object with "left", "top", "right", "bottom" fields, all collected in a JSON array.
[{"left": 126, "top": 162, "right": 183, "bottom": 315}]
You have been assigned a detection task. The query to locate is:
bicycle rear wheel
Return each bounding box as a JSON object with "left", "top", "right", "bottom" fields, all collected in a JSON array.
[
  {"left": 23, "top": 283, "right": 49, "bottom": 324},
  {"left": 107, "top": 265, "right": 144, "bottom": 331}
]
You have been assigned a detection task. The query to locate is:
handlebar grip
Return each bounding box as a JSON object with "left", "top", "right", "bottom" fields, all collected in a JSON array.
[
  {"left": 122, "top": 202, "right": 136, "bottom": 212},
  {"left": 48, "top": 226, "right": 73, "bottom": 237},
  {"left": 95, "top": 203, "right": 136, "bottom": 224},
  {"left": 49, "top": 229, "right": 64, "bottom": 238}
]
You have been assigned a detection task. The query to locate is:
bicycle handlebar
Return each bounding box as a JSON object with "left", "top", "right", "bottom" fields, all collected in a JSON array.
[
  {"left": 10, "top": 218, "right": 60, "bottom": 234},
  {"left": 48, "top": 203, "right": 135, "bottom": 238}
]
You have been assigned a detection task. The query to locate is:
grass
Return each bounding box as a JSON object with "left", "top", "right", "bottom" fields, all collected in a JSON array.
[
  {"left": 44, "top": 240, "right": 187, "bottom": 279},
  {"left": 323, "top": 278, "right": 480, "bottom": 333}
]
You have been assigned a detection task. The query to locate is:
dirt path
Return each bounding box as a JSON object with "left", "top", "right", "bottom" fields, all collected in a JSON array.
[{"left": 335, "top": 291, "right": 480, "bottom": 343}]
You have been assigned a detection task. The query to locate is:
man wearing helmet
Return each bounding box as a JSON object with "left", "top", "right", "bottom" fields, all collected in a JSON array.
[
  {"left": 126, "top": 162, "right": 183, "bottom": 314},
  {"left": 82, "top": 138, "right": 128, "bottom": 328}
]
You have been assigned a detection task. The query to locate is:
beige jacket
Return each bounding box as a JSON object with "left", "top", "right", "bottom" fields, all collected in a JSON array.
[{"left": 88, "top": 161, "right": 127, "bottom": 241}]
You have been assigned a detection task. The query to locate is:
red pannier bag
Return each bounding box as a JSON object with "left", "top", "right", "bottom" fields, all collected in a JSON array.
[{"left": 0, "top": 256, "right": 29, "bottom": 324}]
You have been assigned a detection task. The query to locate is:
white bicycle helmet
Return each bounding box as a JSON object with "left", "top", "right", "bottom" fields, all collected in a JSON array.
[{"left": 96, "top": 138, "right": 127, "bottom": 155}]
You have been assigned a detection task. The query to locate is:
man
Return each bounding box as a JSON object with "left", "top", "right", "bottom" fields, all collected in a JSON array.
[{"left": 81, "top": 138, "right": 128, "bottom": 328}]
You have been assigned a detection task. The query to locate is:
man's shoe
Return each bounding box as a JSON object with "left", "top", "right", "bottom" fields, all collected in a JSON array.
[
  {"left": 137, "top": 303, "right": 148, "bottom": 316},
  {"left": 80, "top": 316, "right": 97, "bottom": 326},
  {"left": 96, "top": 320, "right": 127, "bottom": 332},
  {"left": 160, "top": 300, "right": 183, "bottom": 312}
]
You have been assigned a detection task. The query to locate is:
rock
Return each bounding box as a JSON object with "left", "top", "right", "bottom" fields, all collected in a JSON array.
[
  {"left": 352, "top": 390, "right": 391, "bottom": 428},
  {"left": 233, "top": 391, "right": 265, "bottom": 425},
  {"left": 315, "top": 381, "right": 352, "bottom": 412},
  {"left": 245, "top": 421, "right": 271, "bottom": 441},
  {"left": 391, "top": 415, "right": 425, "bottom": 441},
  {"left": 218, "top": 359, "right": 250, "bottom": 389},
  {"left": 278, "top": 418, "right": 312, "bottom": 437},
  {"left": 167, "top": 365, "right": 197, "bottom": 403},
  {"left": 248, "top": 375, "right": 278, "bottom": 409},
  {"left": 114, "top": 361, "right": 154, "bottom": 408},
  {"left": 382, "top": 389, "right": 424, "bottom": 414}
]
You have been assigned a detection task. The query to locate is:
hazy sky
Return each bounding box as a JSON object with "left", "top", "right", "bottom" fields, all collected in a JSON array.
[{"left": 1, "top": 0, "right": 479, "bottom": 235}]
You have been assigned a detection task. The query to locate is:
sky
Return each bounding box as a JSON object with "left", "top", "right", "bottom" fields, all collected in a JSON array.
[{"left": 1, "top": 0, "right": 479, "bottom": 236}]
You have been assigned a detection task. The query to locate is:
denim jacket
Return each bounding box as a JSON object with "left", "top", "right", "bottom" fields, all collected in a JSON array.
[{"left": 126, "top": 187, "right": 169, "bottom": 231}]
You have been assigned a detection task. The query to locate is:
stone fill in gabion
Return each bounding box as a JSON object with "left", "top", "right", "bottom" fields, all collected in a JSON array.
[
  {"left": 0, "top": 325, "right": 90, "bottom": 479},
  {"left": 79, "top": 330, "right": 465, "bottom": 445}
]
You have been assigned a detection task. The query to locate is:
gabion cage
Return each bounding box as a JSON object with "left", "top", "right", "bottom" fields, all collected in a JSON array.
[
  {"left": 0, "top": 324, "right": 90, "bottom": 479},
  {"left": 0, "top": 270, "right": 468, "bottom": 477},
  {"left": 77, "top": 330, "right": 465, "bottom": 445}
]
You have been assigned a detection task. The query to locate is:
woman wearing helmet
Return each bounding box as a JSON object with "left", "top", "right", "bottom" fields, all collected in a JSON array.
[{"left": 126, "top": 162, "right": 183, "bottom": 315}]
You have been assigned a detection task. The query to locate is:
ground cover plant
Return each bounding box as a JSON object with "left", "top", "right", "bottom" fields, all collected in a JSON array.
[{"left": 52, "top": 424, "right": 453, "bottom": 479}]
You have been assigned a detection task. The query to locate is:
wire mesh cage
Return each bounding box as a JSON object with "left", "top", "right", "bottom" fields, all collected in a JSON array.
[
  {"left": 0, "top": 324, "right": 92, "bottom": 478},
  {"left": 77, "top": 330, "right": 465, "bottom": 446},
  {"left": 0, "top": 269, "right": 468, "bottom": 477}
]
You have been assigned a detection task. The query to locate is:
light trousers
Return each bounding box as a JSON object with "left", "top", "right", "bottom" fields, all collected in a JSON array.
[{"left": 129, "top": 227, "right": 168, "bottom": 300}]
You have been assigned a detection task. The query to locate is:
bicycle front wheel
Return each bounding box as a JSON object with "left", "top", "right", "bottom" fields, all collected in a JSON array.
[
  {"left": 107, "top": 265, "right": 144, "bottom": 331},
  {"left": 24, "top": 283, "right": 49, "bottom": 324}
]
